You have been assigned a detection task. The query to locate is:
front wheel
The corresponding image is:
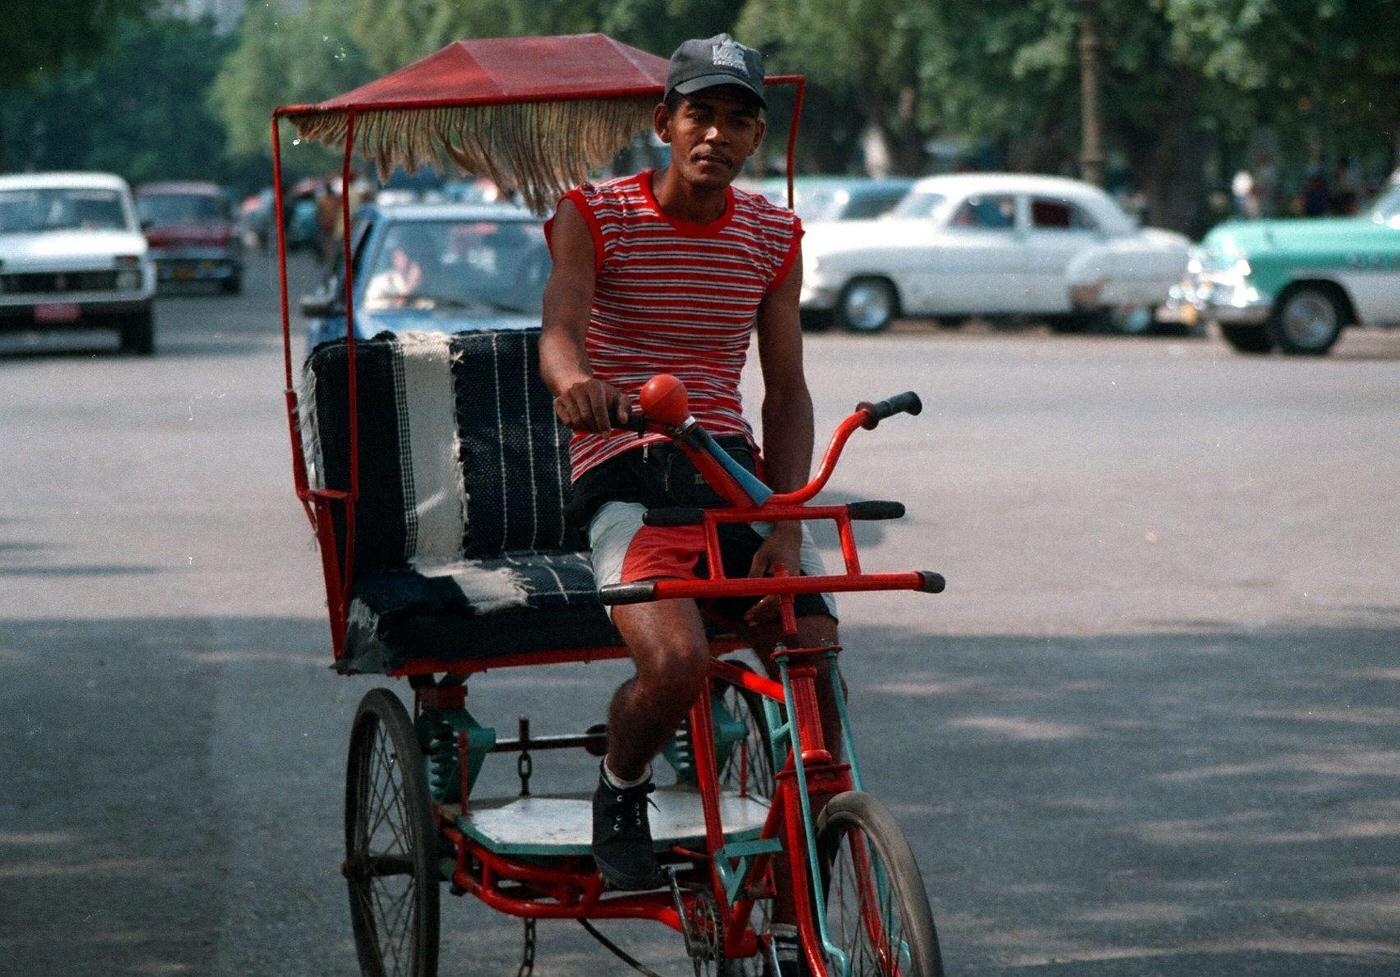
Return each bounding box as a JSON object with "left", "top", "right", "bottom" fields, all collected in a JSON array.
[
  {"left": 1269, "top": 286, "right": 1344, "bottom": 355},
  {"left": 837, "top": 279, "right": 897, "bottom": 334},
  {"left": 118, "top": 307, "right": 155, "bottom": 356},
  {"left": 345, "top": 688, "right": 441, "bottom": 977},
  {"left": 816, "top": 791, "right": 944, "bottom": 977},
  {"left": 1219, "top": 323, "right": 1274, "bottom": 354}
]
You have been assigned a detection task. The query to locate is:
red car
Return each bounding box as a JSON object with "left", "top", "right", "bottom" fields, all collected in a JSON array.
[{"left": 135, "top": 181, "right": 243, "bottom": 294}]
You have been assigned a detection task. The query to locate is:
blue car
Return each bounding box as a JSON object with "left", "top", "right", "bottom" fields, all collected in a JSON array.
[{"left": 301, "top": 201, "right": 549, "bottom": 348}]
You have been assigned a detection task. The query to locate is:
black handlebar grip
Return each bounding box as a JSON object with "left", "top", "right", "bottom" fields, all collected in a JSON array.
[
  {"left": 598, "top": 582, "right": 658, "bottom": 605},
  {"left": 642, "top": 507, "right": 706, "bottom": 527},
  {"left": 858, "top": 391, "right": 923, "bottom": 429},
  {"left": 846, "top": 501, "right": 906, "bottom": 520},
  {"left": 917, "top": 571, "right": 946, "bottom": 594}
]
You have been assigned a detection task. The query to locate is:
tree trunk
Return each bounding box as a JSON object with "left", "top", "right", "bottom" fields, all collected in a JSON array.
[{"left": 1133, "top": 68, "right": 1203, "bottom": 233}]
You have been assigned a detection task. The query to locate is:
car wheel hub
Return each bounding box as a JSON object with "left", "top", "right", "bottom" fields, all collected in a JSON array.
[
  {"left": 1281, "top": 293, "right": 1337, "bottom": 347},
  {"left": 844, "top": 284, "right": 892, "bottom": 331}
]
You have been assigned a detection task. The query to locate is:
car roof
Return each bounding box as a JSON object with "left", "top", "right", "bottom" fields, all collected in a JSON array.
[
  {"left": 365, "top": 201, "right": 540, "bottom": 222},
  {"left": 136, "top": 181, "right": 226, "bottom": 196},
  {"left": 760, "top": 175, "right": 915, "bottom": 190},
  {"left": 0, "top": 171, "right": 133, "bottom": 192},
  {"left": 908, "top": 172, "right": 1106, "bottom": 198}
]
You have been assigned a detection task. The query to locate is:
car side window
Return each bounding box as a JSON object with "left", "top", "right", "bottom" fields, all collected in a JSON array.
[
  {"left": 1031, "top": 198, "right": 1098, "bottom": 231},
  {"left": 950, "top": 195, "right": 1016, "bottom": 230}
]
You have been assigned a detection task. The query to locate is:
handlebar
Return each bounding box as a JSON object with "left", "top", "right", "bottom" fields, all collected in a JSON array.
[
  {"left": 594, "top": 374, "right": 942, "bottom": 612},
  {"left": 619, "top": 374, "right": 923, "bottom": 507}
]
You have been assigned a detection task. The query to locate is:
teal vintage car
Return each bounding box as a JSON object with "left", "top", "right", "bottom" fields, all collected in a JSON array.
[{"left": 1177, "top": 183, "right": 1400, "bottom": 354}]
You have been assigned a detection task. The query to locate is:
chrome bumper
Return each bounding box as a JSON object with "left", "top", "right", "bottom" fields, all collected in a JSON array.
[{"left": 1162, "top": 278, "right": 1272, "bottom": 327}]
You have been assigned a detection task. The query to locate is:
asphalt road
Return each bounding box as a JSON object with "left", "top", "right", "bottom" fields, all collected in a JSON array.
[{"left": 1, "top": 251, "right": 1397, "bottom": 977}]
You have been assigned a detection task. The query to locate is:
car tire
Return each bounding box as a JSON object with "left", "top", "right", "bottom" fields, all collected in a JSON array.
[
  {"left": 799, "top": 309, "right": 834, "bottom": 332},
  {"left": 1268, "top": 285, "right": 1345, "bottom": 356},
  {"left": 222, "top": 275, "right": 243, "bottom": 296},
  {"left": 1046, "top": 314, "right": 1094, "bottom": 334},
  {"left": 837, "top": 277, "right": 897, "bottom": 334},
  {"left": 1105, "top": 305, "right": 1158, "bottom": 336},
  {"left": 1219, "top": 323, "right": 1274, "bottom": 354},
  {"left": 119, "top": 307, "right": 155, "bottom": 356},
  {"left": 934, "top": 316, "right": 964, "bottom": 330}
]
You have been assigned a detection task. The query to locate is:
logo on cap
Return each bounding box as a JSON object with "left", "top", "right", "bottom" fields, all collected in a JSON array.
[{"left": 711, "top": 39, "right": 747, "bottom": 70}]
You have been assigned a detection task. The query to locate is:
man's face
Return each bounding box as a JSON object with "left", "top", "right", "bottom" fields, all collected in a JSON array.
[{"left": 655, "top": 87, "right": 766, "bottom": 191}]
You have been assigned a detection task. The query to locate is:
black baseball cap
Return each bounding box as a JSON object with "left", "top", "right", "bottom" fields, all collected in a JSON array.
[{"left": 665, "top": 33, "right": 767, "bottom": 109}]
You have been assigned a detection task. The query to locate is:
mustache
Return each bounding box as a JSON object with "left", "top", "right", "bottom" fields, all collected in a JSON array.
[{"left": 692, "top": 150, "right": 733, "bottom": 167}]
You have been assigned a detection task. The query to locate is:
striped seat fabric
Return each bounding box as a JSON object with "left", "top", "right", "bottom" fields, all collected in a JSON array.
[{"left": 300, "top": 329, "right": 621, "bottom": 673}]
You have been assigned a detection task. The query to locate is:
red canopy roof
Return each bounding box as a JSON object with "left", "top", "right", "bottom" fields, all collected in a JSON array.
[{"left": 301, "top": 33, "right": 669, "bottom": 113}]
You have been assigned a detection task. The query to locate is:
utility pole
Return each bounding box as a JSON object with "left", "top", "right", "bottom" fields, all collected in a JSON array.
[{"left": 1078, "top": 0, "right": 1106, "bottom": 186}]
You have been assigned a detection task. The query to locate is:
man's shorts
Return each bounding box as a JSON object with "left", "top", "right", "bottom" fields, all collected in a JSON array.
[
  {"left": 568, "top": 440, "right": 836, "bottom": 624},
  {"left": 589, "top": 501, "right": 837, "bottom": 622}
]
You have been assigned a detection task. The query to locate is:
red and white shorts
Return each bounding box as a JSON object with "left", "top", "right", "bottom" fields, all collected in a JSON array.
[{"left": 588, "top": 501, "right": 837, "bottom": 622}]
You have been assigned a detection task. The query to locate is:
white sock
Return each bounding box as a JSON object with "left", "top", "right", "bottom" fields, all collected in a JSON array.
[
  {"left": 771, "top": 923, "right": 800, "bottom": 960},
  {"left": 602, "top": 759, "right": 652, "bottom": 790}
]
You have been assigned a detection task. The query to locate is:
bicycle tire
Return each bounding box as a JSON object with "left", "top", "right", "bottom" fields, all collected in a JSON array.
[
  {"left": 344, "top": 688, "right": 441, "bottom": 977},
  {"left": 815, "top": 791, "right": 944, "bottom": 977}
]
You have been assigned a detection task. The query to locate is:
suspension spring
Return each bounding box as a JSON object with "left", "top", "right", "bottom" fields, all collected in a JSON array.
[{"left": 426, "top": 716, "right": 461, "bottom": 803}]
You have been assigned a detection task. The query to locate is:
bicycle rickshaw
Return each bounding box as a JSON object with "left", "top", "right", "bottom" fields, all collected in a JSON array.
[{"left": 272, "top": 33, "right": 947, "bottom": 977}]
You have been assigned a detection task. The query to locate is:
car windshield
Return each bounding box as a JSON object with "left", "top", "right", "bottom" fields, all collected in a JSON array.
[
  {"left": 889, "top": 191, "right": 948, "bottom": 219},
  {"left": 1369, "top": 186, "right": 1400, "bottom": 226},
  {"left": 0, "top": 187, "right": 130, "bottom": 233},
  {"left": 138, "top": 193, "right": 228, "bottom": 226},
  {"left": 362, "top": 218, "right": 549, "bottom": 315}
]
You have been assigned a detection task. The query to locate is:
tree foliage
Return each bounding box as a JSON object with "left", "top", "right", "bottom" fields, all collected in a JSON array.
[
  {"left": 1, "top": 16, "right": 254, "bottom": 186},
  {"left": 2, "top": 0, "right": 158, "bottom": 89}
]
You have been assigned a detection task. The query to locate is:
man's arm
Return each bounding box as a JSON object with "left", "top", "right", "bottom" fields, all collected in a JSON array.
[
  {"left": 745, "top": 250, "right": 813, "bottom": 602},
  {"left": 754, "top": 251, "right": 814, "bottom": 496},
  {"left": 539, "top": 198, "right": 628, "bottom": 432}
]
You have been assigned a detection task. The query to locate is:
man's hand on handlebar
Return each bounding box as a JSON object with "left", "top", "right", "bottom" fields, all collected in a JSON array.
[
  {"left": 554, "top": 377, "right": 630, "bottom": 433},
  {"left": 743, "top": 522, "right": 804, "bottom": 626}
]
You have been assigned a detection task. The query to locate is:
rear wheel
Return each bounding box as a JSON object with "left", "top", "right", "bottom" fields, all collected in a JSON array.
[
  {"left": 1269, "top": 285, "right": 1345, "bottom": 355},
  {"left": 118, "top": 307, "right": 155, "bottom": 356},
  {"left": 222, "top": 274, "right": 243, "bottom": 295},
  {"left": 816, "top": 791, "right": 944, "bottom": 977},
  {"left": 1105, "top": 305, "right": 1157, "bottom": 336},
  {"left": 837, "top": 279, "right": 897, "bottom": 334},
  {"left": 345, "top": 688, "right": 440, "bottom": 977},
  {"left": 1219, "top": 323, "right": 1274, "bottom": 354}
]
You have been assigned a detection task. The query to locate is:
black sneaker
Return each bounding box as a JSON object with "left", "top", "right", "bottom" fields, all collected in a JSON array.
[{"left": 591, "top": 766, "right": 662, "bottom": 890}]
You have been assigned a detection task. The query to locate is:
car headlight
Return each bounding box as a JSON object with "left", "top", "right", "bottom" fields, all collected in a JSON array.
[{"left": 115, "top": 269, "right": 141, "bottom": 290}]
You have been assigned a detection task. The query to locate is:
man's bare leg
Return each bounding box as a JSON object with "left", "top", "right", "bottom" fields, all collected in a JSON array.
[
  {"left": 606, "top": 597, "right": 712, "bottom": 779},
  {"left": 590, "top": 595, "right": 713, "bottom": 890}
]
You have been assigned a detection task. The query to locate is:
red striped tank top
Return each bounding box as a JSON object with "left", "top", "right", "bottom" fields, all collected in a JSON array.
[{"left": 547, "top": 170, "right": 802, "bottom": 481}]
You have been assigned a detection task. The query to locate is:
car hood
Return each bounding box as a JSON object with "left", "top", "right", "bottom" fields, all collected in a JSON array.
[
  {"left": 1201, "top": 216, "right": 1394, "bottom": 257},
  {"left": 0, "top": 228, "right": 148, "bottom": 265},
  {"left": 146, "top": 222, "right": 235, "bottom": 246}
]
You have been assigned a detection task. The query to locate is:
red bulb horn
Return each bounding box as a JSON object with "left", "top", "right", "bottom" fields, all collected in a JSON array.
[{"left": 639, "top": 374, "right": 690, "bottom": 427}]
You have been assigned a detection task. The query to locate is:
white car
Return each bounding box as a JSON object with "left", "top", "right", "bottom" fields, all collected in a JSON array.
[
  {"left": 0, "top": 172, "right": 157, "bottom": 354},
  {"left": 799, "top": 173, "right": 1191, "bottom": 334}
]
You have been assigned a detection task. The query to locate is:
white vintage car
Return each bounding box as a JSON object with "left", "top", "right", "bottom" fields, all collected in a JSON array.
[
  {"left": 799, "top": 173, "right": 1191, "bottom": 334},
  {"left": 0, "top": 172, "right": 157, "bottom": 354}
]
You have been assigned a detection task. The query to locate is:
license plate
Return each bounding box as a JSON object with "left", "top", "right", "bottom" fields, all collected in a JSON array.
[
  {"left": 35, "top": 303, "right": 81, "bottom": 323},
  {"left": 1180, "top": 304, "right": 1199, "bottom": 326},
  {"left": 172, "top": 264, "right": 197, "bottom": 280}
]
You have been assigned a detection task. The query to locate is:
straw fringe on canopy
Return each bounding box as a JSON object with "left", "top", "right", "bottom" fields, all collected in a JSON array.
[{"left": 288, "top": 96, "right": 657, "bottom": 214}]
